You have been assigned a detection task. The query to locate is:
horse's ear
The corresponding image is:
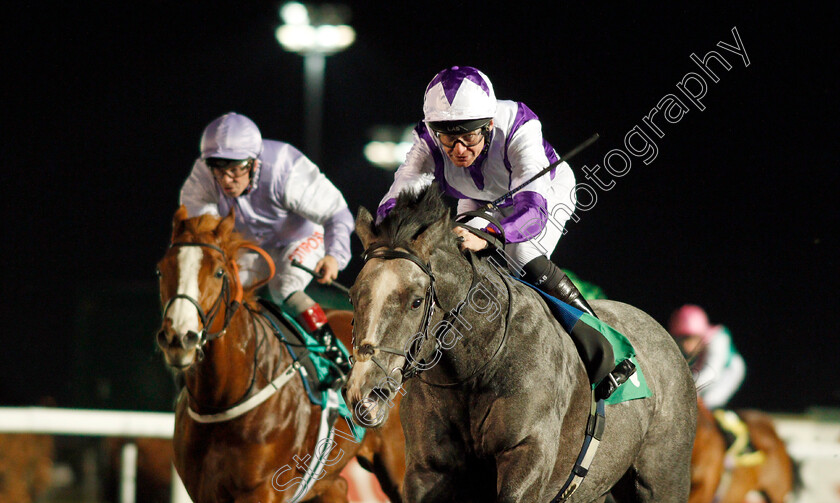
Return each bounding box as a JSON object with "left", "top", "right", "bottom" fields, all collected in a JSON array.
[
  {"left": 171, "top": 205, "right": 189, "bottom": 241},
  {"left": 413, "top": 213, "right": 449, "bottom": 260},
  {"left": 355, "top": 207, "right": 377, "bottom": 250},
  {"left": 216, "top": 207, "right": 236, "bottom": 239}
]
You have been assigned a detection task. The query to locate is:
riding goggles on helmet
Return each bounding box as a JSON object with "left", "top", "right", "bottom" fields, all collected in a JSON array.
[
  {"left": 206, "top": 158, "right": 253, "bottom": 178},
  {"left": 435, "top": 129, "right": 486, "bottom": 148}
]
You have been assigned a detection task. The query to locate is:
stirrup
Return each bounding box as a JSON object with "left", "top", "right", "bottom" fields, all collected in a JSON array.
[
  {"left": 317, "top": 329, "right": 352, "bottom": 390},
  {"left": 594, "top": 359, "right": 636, "bottom": 400}
]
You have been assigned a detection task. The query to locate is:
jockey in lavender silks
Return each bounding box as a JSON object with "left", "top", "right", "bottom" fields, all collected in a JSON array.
[{"left": 180, "top": 112, "right": 353, "bottom": 386}]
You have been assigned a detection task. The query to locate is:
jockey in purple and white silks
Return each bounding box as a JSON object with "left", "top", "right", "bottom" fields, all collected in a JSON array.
[
  {"left": 180, "top": 112, "right": 353, "bottom": 385},
  {"left": 378, "top": 69, "right": 575, "bottom": 266},
  {"left": 376, "top": 66, "right": 636, "bottom": 399}
]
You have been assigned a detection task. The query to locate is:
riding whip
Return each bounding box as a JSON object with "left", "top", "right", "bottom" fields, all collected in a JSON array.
[
  {"left": 291, "top": 259, "right": 351, "bottom": 295},
  {"left": 489, "top": 132, "right": 599, "bottom": 208},
  {"left": 455, "top": 133, "right": 599, "bottom": 247}
]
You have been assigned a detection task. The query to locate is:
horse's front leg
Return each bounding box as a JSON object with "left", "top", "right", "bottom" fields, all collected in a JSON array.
[
  {"left": 402, "top": 424, "right": 474, "bottom": 502},
  {"left": 403, "top": 463, "right": 463, "bottom": 503},
  {"left": 494, "top": 438, "right": 557, "bottom": 503},
  {"left": 231, "top": 486, "right": 280, "bottom": 503},
  {"left": 309, "top": 475, "right": 349, "bottom": 503}
]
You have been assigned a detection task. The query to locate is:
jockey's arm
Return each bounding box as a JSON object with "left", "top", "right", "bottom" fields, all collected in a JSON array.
[
  {"left": 496, "top": 119, "right": 558, "bottom": 243},
  {"left": 696, "top": 328, "right": 734, "bottom": 389},
  {"left": 281, "top": 154, "right": 354, "bottom": 271}
]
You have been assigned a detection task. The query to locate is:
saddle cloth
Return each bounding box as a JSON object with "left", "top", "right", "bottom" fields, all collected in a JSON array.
[
  {"left": 258, "top": 299, "right": 365, "bottom": 442},
  {"left": 713, "top": 409, "right": 766, "bottom": 467},
  {"left": 517, "top": 278, "right": 652, "bottom": 404}
]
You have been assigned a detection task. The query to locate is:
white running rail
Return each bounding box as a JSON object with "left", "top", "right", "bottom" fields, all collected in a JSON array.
[{"left": 0, "top": 406, "right": 192, "bottom": 503}]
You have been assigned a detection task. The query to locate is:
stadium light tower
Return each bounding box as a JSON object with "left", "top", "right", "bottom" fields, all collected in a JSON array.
[{"left": 276, "top": 2, "right": 355, "bottom": 164}]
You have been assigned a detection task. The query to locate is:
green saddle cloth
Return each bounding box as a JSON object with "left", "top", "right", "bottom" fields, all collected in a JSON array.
[
  {"left": 264, "top": 300, "right": 365, "bottom": 442},
  {"left": 583, "top": 315, "right": 652, "bottom": 405}
]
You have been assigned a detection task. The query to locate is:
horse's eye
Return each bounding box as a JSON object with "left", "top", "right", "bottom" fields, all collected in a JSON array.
[
  {"left": 155, "top": 267, "right": 162, "bottom": 278},
  {"left": 411, "top": 298, "right": 423, "bottom": 309},
  {"left": 215, "top": 268, "right": 225, "bottom": 278}
]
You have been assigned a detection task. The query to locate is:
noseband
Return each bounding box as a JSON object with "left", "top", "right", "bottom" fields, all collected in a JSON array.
[{"left": 357, "top": 245, "right": 483, "bottom": 386}]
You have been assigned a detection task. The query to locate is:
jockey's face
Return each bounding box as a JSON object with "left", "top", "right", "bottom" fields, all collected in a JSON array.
[
  {"left": 208, "top": 158, "right": 254, "bottom": 197},
  {"left": 440, "top": 121, "right": 492, "bottom": 168},
  {"left": 677, "top": 335, "right": 704, "bottom": 358}
]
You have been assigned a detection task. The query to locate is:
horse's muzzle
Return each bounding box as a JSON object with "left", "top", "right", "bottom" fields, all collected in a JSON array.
[
  {"left": 343, "top": 379, "right": 393, "bottom": 428},
  {"left": 156, "top": 328, "right": 202, "bottom": 368}
]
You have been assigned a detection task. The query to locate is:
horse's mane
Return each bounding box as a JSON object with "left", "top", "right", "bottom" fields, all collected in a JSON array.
[{"left": 376, "top": 183, "right": 455, "bottom": 251}]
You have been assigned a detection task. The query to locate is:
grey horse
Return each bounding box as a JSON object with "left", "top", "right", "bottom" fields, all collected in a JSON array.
[{"left": 343, "top": 186, "right": 697, "bottom": 502}]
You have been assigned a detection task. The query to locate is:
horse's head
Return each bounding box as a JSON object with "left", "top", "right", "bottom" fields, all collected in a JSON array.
[
  {"left": 344, "top": 186, "right": 456, "bottom": 427},
  {"left": 155, "top": 206, "right": 243, "bottom": 369}
]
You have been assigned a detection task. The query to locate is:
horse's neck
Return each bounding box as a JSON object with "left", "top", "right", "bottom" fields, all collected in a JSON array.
[
  {"left": 186, "top": 306, "right": 279, "bottom": 410},
  {"left": 423, "top": 251, "right": 513, "bottom": 382},
  {"left": 429, "top": 248, "right": 474, "bottom": 309}
]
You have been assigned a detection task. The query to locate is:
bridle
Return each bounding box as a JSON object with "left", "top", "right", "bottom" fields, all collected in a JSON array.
[
  {"left": 159, "top": 242, "right": 241, "bottom": 349},
  {"left": 356, "top": 247, "right": 442, "bottom": 383},
  {"left": 158, "top": 241, "right": 273, "bottom": 351},
  {"left": 356, "top": 244, "right": 510, "bottom": 389},
  {"left": 158, "top": 239, "right": 278, "bottom": 414}
]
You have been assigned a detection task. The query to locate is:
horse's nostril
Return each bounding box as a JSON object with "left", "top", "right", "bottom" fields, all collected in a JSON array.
[
  {"left": 183, "top": 331, "right": 201, "bottom": 346},
  {"left": 156, "top": 330, "right": 168, "bottom": 347},
  {"left": 371, "top": 386, "right": 391, "bottom": 401}
]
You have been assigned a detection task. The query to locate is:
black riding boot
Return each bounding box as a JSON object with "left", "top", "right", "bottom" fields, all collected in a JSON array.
[
  {"left": 522, "top": 257, "right": 635, "bottom": 400},
  {"left": 551, "top": 271, "right": 598, "bottom": 318},
  {"left": 286, "top": 291, "right": 352, "bottom": 389}
]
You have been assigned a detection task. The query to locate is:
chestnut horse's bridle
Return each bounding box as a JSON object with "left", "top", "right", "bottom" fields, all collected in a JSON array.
[{"left": 158, "top": 241, "right": 273, "bottom": 349}]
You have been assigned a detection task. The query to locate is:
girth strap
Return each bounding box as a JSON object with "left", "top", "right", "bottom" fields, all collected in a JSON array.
[{"left": 551, "top": 392, "right": 606, "bottom": 502}]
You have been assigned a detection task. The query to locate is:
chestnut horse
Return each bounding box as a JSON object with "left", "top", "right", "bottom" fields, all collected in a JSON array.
[
  {"left": 690, "top": 398, "right": 794, "bottom": 503},
  {"left": 156, "top": 206, "right": 405, "bottom": 503}
]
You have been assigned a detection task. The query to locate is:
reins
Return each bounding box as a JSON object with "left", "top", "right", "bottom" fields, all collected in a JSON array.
[
  {"left": 418, "top": 270, "right": 513, "bottom": 389},
  {"left": 162, "top": 241, "right": 275, "bottom": 345},
  {"left": 162, "top": 239, "right": 290, "bottom": 418}
]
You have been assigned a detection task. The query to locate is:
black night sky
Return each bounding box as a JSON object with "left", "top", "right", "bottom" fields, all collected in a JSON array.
[{"left": 3, "top": 3, "right": 837, "bottom": 412}]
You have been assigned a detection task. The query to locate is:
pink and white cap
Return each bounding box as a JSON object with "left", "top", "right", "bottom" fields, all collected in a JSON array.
[
  {"left": 423, "top": 66, "right": 497, "bottom": 123},
  {"left": 668, "top": 304, "right": 718, "bottom": 342},
  {"left": 200, "top": 112, "right": 263, "bottom": 160}
]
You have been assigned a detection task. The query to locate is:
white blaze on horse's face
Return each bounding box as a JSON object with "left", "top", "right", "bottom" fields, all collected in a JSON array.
[
  {"left": 346, "top": 259, "right": 429, "bottom": 426},
  {"left": 169, "top": 246, "right": 204, "bottom": 337},
  {"left": 349, "top": 264, "right": 402, "bottom": 375}
]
